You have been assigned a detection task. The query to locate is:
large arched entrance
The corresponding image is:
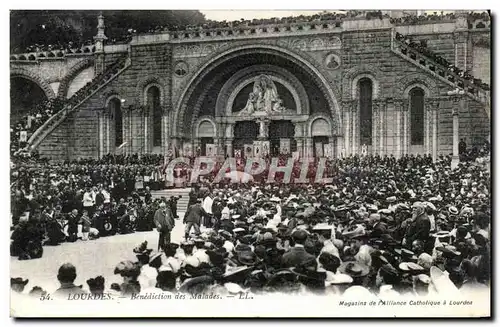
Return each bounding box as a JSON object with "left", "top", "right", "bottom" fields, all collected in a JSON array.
[
  {"left": 174, "top": 45, "right": 342, "bottom": 158},
  {"left": 10, "top": 77, "right": 49, "bottom": 125}
]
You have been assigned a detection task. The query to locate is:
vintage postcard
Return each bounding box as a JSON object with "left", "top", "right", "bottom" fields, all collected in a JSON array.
[{"left": 9, "top": 9, "right": 491, "bottom": 317}]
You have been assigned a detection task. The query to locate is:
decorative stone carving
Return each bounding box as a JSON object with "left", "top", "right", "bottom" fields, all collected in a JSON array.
[
  {"left": 238, "top": 74, "right": 287, "bottom": 116},
  {"left": 174, "top": 61, "right": 189, "bottom": 77},
  {"left": 276, "top": 36, "right": 342, "bottom": 52},
  {"left": 324, "top": 53, "right": 341, "bottom": 70}
]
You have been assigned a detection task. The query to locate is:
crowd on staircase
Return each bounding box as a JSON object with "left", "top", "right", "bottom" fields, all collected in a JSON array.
[{"left": 395, "top": 32, "right": 490, "bottom": 91}]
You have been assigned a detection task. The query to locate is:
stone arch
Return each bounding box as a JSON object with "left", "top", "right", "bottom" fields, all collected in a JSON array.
[
  {"left": 343, "top": 64, "right": 382, "bottom": 100},
  {"left": 174, "top": 44, "right": 342, "bottom": 137},
  {"left": 307, "top": 113, "right": 335, "bottom": 137},
  {"left": 104, "top": 92, "right": 122, "bottom": 113},
  {"left": 57, "top": 58, "right": 94, "bottom": 98},
  {"left": 397, "top": 73, "right": 438, "bottom": 98},
  {"left": 218, "top": 64, "right": 309, "bottom": 117},
  {"left": 136, "top": 76, "right": 167, "bottom": 108},
  {"left": 10, "top": 68, "right": 56, "bottom": 100},
  {"left": 194, "top": 116, "right": 217, "bottom": 138}
]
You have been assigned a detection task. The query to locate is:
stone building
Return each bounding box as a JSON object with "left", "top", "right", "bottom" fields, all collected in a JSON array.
[{"left": 10, "top": 11, "right": 490, "bottom": 161}]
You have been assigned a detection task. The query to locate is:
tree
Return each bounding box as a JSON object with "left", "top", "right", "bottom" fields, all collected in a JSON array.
[{"left": 10, "top": 10, "right": 206, "bottom": 52}]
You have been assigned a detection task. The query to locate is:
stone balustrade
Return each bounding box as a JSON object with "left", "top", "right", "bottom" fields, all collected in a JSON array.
[{"left": 10, "top": 45, "right": 96, "bottom": 62}]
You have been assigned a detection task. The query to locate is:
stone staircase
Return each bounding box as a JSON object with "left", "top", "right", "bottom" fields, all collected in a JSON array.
[
  {"left": 151, "top": 188, "right": 192, "bottom": 213},
  {"left": 391, "top": 31, "right": 490, "bottom": 118},
  {"left": 26, "top": 54, "right": 131, "bottom": 152}
]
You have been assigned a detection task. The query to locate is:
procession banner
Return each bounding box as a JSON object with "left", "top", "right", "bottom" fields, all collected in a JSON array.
[
  {"left": 244, "top": 144, "right": 253, "bottom": 158},
  {"left": 280, "top": 138, "right": 290, "bottom": 154},
  {"left": 315, "top": 142, "right": 324, "bottom": 157}
]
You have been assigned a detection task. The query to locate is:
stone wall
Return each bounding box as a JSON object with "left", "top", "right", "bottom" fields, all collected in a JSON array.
[{"left": 34, "top": 27, "right": 489, "bottom": 161}]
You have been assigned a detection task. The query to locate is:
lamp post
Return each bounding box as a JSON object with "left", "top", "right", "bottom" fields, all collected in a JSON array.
[{"left": 446, "top": 88, "right": 465, "bottom": 169}]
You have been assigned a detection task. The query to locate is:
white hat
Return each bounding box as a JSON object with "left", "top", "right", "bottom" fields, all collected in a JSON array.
[
  {"left": 224, "top": 283, "right": 246, "bottom": 295},
  {"left": 430, "top": 266, "right": 459, "bottom": 295},
  {"left": 325, "top": 272, "right": 353, "bottom": 286}
]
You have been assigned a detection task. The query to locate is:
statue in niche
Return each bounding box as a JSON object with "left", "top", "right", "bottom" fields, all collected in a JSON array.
[{"left": 239, "top": 75, "right": 286, "bottom": 115}]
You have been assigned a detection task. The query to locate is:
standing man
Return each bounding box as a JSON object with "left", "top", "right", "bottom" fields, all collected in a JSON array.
[
  {"left": 183, "top": 199, "right": 204, "bottom": 240},
  {"left": 202, "top": 191, "right": 214, "bottom": 228},
  {"left": 154, "top": 202, "right": 175, "bottom": 251},
  {"left": 459, "top": 138, "right": 467, "bottom": 155},
  {"left": 83, "top": 187, "right": 95, "bottom": 220}
]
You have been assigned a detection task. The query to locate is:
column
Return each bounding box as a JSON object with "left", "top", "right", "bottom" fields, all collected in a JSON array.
[
  {"left": 144, "top": 112, "right": 148, "bottom": 153},
  {"left": 225, "top": 139, "right": 233, "bottom": 157},
  {"left": 451, "top": 99, "right": 462, "bottom": 169},
  {"left": 372, "top": 101, "right": 378, "bottom": 155},
  {"left": 98, "top": 109, "right": 105, "bottom": 158},
  {"left": 395, "top": 101, "right": 402, "bottom": 158},
  {"left": 305, "top": 137, "right": 313, "bottom": 158},
  {"left": 105, "top": 113, "right": 110, "bottom": 155},
  {"left": 432, "top": 103, "right": 439, "bottom": 162},
  {"left": 402, "top": 99, "right": 409, "bottom": 155},
  {"left": 425, "top": 105, "right": 431, "bottom": 155},
  {"left": 379, "top": 101, "right": 384, "bottom": 155},
  {"left": 294, "top": 122, "right": 305, "bottom": 157},
  {"left": 351, "top": 101, "right": 357, "bottom": 155},
  {"left": 344, "top": 110, "right": 350, "bottom": 156}
]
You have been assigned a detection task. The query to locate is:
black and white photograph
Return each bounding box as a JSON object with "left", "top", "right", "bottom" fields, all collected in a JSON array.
[{"left": 8, "top": 7, "right": 491, "bottom": 318}]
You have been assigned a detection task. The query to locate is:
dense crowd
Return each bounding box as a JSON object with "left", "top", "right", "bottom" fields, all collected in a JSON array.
[
  {"left": 395, "top": 32, "right": 489, "bottom": 90},
  {"left": 19, "top": 40, "right": 95, "bottom": 55},
  {"left": 390, "top": 12, "right": 457, "bottom": 25},
  {"left": 11, "top": 145, "right": 491, "bottom": 298}
]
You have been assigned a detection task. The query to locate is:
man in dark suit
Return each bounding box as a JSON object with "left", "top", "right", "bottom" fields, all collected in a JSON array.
[
  {"left": 154, "top": 202, "right": 175, "bottom": 251},
  {"left": 281, "top": 229, "right": 316, "bottom": 268},
  {"left": 404, "top": 203, "right": 431, "bottom": 248},
  {"left": 183, "top": 199, "right": 204, "bottom": 240}
]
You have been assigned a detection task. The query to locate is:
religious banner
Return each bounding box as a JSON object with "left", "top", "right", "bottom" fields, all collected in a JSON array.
[
  {"left": 361, "top": 144, "right": 368, "bottom": 157},
  {"left": 206, "top": 144, "right": 216, "bottom": 157},
  {"left": 292, "top": 151, "right": 300, "bottom": 161},
  {"left": 234, "top": 149, "right": 242, "bottom": 158},
  {"left": 315, "top": 142, "right": 324, "bottom": 157},
  {"left": 280, "top": 138, "right": 291, "bottom": 155},
  {"left": 183, "top": 143, "right": 193, "bottom": 157},
  {"left": 253, "top": 141, "right": 262, "bottom": 158},
  {"left": 324, "top": 144, "right": 333, "bottom": 159},
  {"left": 261, "top": 141, "right": 270, "bottom": 156},
  {"left": 19, "top": 131, "right": 27, "bottom": 143},
  {"left": 244, "top": 144, "right": 253, "bottom": 158}
]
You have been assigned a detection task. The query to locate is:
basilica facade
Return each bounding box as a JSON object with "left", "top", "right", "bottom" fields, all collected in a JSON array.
[{"left": 10, "top": 12, "right": 491, "bottom": 161}]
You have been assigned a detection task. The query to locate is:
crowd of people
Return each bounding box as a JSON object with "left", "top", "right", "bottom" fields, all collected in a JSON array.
[
  {"left": 390, "top": 12, "right": 457, "bottom": 25},
  {"left": 395, "top": 32, "right": 490, "bottom": 91},
  {"left": 11, "top": 142, "right": 491, "bottom": 298}
]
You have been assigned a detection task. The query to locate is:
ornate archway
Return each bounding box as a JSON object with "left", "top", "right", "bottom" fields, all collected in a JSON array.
[{"left": 174, "top": 44, "right": 342, "bottom": 138}]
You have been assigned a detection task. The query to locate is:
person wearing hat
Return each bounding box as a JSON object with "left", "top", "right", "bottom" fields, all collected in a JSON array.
[
  {"left": 10, "top": 277, "right": 29, "bottom": 293},
  {"left": 281, "top": 229, "right": 315, "bottom": 269},
  {"left": 53, "top": 263, "right": 87, "bottom": 298},
  {"left": 403, "top": 202, "right": 431, "bottom": 249},
  {"left": 86, "top": 276, "right": 105, "bottom": 295},
  {"left": 154, "top": 202, "right": 175, "bottom": 251},
  {"left": 183, "top": 199, "right": 204, "bottom": 240},
  {"left": 376, "top": 263, "right": 401, "bottom": 296}
]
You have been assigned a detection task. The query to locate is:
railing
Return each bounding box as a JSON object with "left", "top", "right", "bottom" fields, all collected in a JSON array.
[
  {"left": 392, "top": 35, "right": 490, "bottom": 103},
  {"left": 10, "top": 45, "right": 96, "bottom": 61},
  {"left": 27, "top": 55, "right": 131, "bottom": 151}
]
